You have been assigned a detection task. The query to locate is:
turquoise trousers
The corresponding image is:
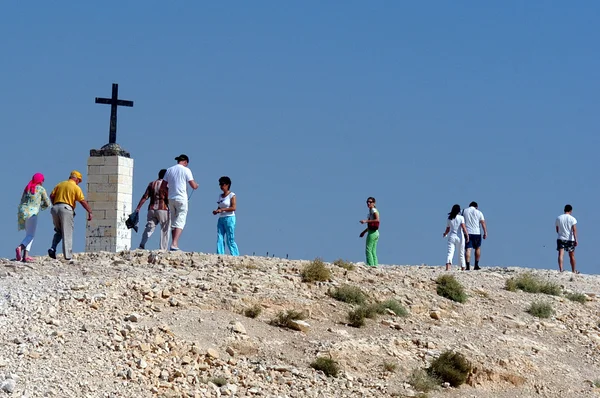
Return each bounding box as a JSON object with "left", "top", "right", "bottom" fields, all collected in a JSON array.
[{"left": 217, "top": 216, "right": 239, "bottom": 256}]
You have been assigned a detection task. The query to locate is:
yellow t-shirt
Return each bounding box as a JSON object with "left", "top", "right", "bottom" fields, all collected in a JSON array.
[{"left": 51, "top": 179, "right": 85, "bottom": 209}]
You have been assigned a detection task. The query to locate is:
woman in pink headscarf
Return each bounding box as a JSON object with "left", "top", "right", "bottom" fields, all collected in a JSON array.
[{"left": 16, "top": 173, "right": 51, "bottom": 262}]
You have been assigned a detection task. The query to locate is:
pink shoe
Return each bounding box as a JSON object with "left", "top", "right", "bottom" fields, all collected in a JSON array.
[
  {"left": 15, "top": 247, "right": 22, "bottom": 262},
  {"left": 23, "top": 257, "right": 34, "bottom": 263}
]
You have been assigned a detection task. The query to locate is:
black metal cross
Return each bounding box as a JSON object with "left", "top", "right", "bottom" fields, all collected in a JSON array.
[{"left": 95, "top": 83, "right": 134, "bottom": 144}]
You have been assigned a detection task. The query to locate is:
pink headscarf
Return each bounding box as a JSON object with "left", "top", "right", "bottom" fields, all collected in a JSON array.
[{"left": 25, "top": 173, "right": 44, "bottom": 194}]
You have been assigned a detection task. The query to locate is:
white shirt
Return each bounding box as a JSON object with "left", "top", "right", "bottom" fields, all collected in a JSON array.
[
  {"left": 556, "top": 213, "right": 577, "bottom": 241},
  {"left": 164, "top": 164, "right": 194, "bottom": 202},
  {"left": 447, "top": 215, "right": 465, "bottom": 239},
  {"left": 462, "top": 206, "right": 485, "bottom": 235},
  {"left": 217, "top": 192, "right": 236, "bottom": 218}
]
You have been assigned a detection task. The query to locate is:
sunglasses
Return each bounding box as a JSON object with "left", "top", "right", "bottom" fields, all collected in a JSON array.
[{"left": 366, "top": 201, "right": 374, "bottom": 204}]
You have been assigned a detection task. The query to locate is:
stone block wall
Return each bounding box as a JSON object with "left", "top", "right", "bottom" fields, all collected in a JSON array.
[{"left": 85, "top": 156, "right": 134, "bottom": 252}]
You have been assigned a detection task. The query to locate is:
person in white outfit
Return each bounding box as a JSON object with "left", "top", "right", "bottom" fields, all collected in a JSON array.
[
  {"left": 555, "top": 204, "right": 578, "bottom": 273},
  {"left": 442, "top": 204, "right": 469, "bottom": 271},
  {"left": 163, "top": 154, "right": 199, "bottom": 251}
]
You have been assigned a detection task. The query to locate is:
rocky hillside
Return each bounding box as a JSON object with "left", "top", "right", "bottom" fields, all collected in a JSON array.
[{"left": 0, "top": 251, "right": 599, "bottom": 398}]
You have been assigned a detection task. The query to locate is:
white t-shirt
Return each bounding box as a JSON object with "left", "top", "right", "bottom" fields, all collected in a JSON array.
[
  {"left": 447, "top": 215, "right": 465, "bottom": 239},
  {"left": 164, "top": 164, "right": 194, "bottom": 202},
  {"left": 556, "top": 213, "right": 577, "bottom": 241},
  {"left": 462, "top": 206, "right": 485, "bottom": 235},
  {"left": 217, "top": 192, "right": 236, "bottom": 218}
]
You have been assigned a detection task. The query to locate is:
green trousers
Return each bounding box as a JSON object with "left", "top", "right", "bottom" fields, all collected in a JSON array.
[{"left": 366, "top": 230, "right": 379, "bottom": 266}]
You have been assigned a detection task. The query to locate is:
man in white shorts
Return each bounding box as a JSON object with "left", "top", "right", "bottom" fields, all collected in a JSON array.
[{"left": 164, "top": 154, "right": 198, "bottom": 251}]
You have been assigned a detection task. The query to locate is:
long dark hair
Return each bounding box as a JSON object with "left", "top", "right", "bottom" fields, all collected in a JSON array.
[{"left": 448, "top": 204, "right": 461, "bottom": 220}]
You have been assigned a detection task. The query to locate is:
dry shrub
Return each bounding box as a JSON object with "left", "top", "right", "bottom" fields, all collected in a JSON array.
[
  {"left": 333, "top": 258, "right": 355, "bottom": 271},
  {"left": 375, "top": 299, "right": 408, "bottom": 317},
  {"left": 270, "top": 310, "right": 307, "bottom": 330},
  {"left": 244, "top": 304, "right": 262, "bottom": 318},
  {"left": 428, "top": 350, "right": 472, "bottom": 387},
  {"left": 505, "top": 272, "right": 561, "bottom": 296},
  {"left": 328, "top": 285, "right": 367, "bottom": 305},
  {"left": 301, "top": 258, "right": 331, "bottom": 282},
  {"left": 408, "top": 368, "right": 440, "bottom": 392},
  {"left": 383, "top": 361, "right": 398, "bottom": 372},
  {"left": 435, "top": 275, "right": 467, "bottom": 303},
  {"left": 565, "top": 292, "right": 587, "bottom": 304},
  {"left": 310, "top": 357, "right": 340, "bottom": 377},
  {"left": 526, "top": 301, "right": 554, "bottom": 318}
]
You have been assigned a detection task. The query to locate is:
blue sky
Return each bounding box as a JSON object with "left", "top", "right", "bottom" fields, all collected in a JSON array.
[{"left": 2, "top": 2, "right": 599, "bottom": 273}]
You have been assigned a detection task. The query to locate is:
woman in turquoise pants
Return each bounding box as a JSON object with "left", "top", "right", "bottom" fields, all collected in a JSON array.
[
  {"left": 213, "top": 176, "right": 240, "bottom": 256},
  {"left": 360, "top": 197, "right": 380, "bottom": 266}
]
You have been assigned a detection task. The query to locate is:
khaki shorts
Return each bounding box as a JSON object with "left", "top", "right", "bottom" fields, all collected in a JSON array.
[{"left": 169, "top": 199, "right": 188, "bottom": 229}]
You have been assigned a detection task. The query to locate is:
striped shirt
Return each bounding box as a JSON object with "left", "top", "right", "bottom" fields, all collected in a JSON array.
[{"left": 142, "top": 179, "right": 169, "bottom": 211}]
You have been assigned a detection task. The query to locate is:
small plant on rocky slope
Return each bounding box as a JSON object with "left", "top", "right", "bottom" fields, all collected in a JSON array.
[
  {"left": 383, "top": 361, "right": 398, "bottom": 372},
  {"left": 209, "top": 377, "right": 228, "bottom": 387},
  {"left": 408, "top": 368, "right": 440, "bottom": 392},
  {"left": 435, "top": 275, "right": 467, "bottom": 303},
  {"left": 505, "top": 273, "right": 561, "bottom": 296},
  {"left": 328, "top": 284, "right": 367, "bottom": 305},
  {"left": 301, "top": 258, "right": 332, "bottom": 282},
  {"left": 310, "top": 357, "right": 340, "bottom": 377},
  {"left": 565, "top": 292, "right": 587, "bottom": 304},
  {"left": 527, "top": 301, "right": 554, "bottom": 318},
  {"left": 593, "top": 379, "right": 600, "bottom": 388},
  {"left": 374, "top": 299, "right": 409, "bottom": 317},
  {"left": 270, "top": 310, "right": 307, "bottom": 330},
  {"left": 428, "top": 350, "right": 472, "bottom": 387},
  {"left": 347, "top": 306, "right": 369, "bottom": 327},
  {"left": 333, "top": 258, "right": 355, "bottom": 271},
  {"left": 244, "top": 304, "right": 262, "bottom": 318}
]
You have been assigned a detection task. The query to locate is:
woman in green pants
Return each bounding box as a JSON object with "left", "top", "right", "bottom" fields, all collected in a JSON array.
[{"left": 360, "top": 197, "right": 380, "bottom": 266}]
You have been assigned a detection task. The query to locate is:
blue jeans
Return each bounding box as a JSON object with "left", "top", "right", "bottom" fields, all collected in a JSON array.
[{"left": 217, "top": 216, "right": 239, "bottom": 256}]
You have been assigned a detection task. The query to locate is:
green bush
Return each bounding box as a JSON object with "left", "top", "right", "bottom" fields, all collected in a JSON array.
[
  {"left": 270, "top": 310, "right": 307, "bottom": 330},
  {"left": 333, "top": 258, "right": 355, "bottom": 271},
  {"left": 347, "top": 306, "right": 369, "bottom": 327},
  {"left": 565, "top": 292, "right": 587, "bottom": 304},
  {"left": 435, "top": 275, "right": 467, "bottom": 303},
  {"left": 328, "top": 285, "right": 367, "bottom": 305},
  {"left": 527, "top": 301, "right": 554, "bottom": 318},
  {"left": 310, "top": 357, "right": 340, "bottom": 377},
  {"left": 408, "top": 368, "right": 440, "bottom": 392},
  {"left": 505, "top": 273, "right": 561, "bottom": 296},
  {"left": 375, "top": 299, "right": 409, "bottom": 317},
  {"left": 244, "top": 304, "right": 262, "bottom": 318},
  {"left": 301, "top": 258, "right": 332, "bottom": 282},
  {"left": 428, "top": 350, "right": 472, "bottom": 387},
  {"left": 539, "top": 282, "right": 562, "bottom": 296}
]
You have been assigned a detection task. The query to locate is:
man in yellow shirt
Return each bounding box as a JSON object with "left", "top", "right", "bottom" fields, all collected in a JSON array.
[{"left": 48, "top": 171, "right": 93, "bottom": 260}]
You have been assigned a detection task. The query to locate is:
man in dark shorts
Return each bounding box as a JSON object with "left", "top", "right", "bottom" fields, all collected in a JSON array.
[
  {"left": 555, "top": 204, "right": 578, "bottom": 273},
  {"left": 462, "top": 201, "right": 487, "bottom": 270}
]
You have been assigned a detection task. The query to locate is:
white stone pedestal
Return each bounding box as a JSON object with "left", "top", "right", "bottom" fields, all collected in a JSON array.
[{"left": 85, "top": 155, "right": 134, "bottom": 252}]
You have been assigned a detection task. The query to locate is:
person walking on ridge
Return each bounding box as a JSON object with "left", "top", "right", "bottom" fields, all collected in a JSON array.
[
  {"left": 163, "top": 154, "right": 198, "bottom": 251},
  {"left": 443, "top": 204, "right": 469, "bottom": 271},
  {"left": 360, "top": 197, "right": 380, "bottom": 266},
  {"left": 16, "top": 173, "right": 51, "bottom": 262},
  {"left": 462, "top": 201, "right": 487, "bottom": 270},
  {"left": 135, "top": 169, "right": 170, "bottom": 250},
  {"left": 212, "top": 176, "right": 239, "bottom": 256},
  {"left": 48, "top": 170, "right": 93, "bottom": 260},
  {"left": 556, "top": 204, "right": 578, "bottom": 273}
]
